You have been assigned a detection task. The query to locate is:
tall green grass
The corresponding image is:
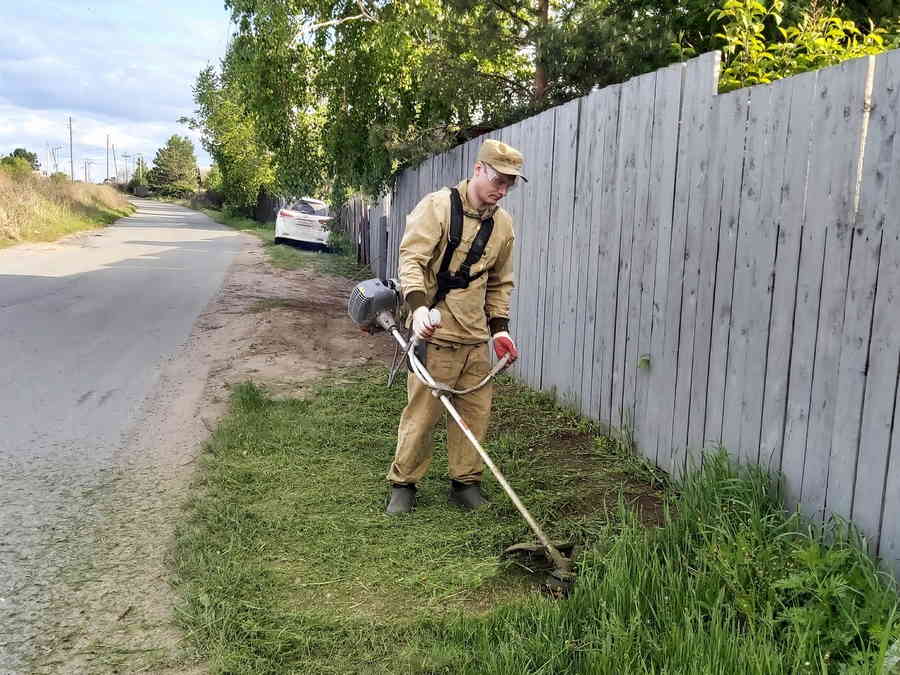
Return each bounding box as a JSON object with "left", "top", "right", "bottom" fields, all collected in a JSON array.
[
  {"left": 413, "top": 455, "right": 899, "bottom": 673},
  {"left": 175, "top": 370, "right": 899, "bottom": 674}
]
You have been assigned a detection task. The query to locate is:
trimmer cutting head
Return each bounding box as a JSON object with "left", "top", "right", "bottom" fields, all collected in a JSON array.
[{"left": 503, "top": 541, "right": 577, "bottom": 596}]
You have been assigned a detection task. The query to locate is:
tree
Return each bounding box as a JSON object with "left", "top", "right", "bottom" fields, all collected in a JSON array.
[
  {"left": 181, "top": 66, "right": 276, "bottom": 208},
  {"left": 4, "top": 148, "right": 39, "bottom": 171},
  {"left": 147, "top": 136, "right": 199, "bottom": 197}
]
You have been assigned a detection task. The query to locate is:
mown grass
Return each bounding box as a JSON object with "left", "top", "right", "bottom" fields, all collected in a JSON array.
[
  {"left": 175, "top": 368, "right": 899, "bottom": 674},
  {"left": 199, "top": 207, "right": 371, "bottom": 279},
  {"left": 0, "top": 171, "right": 134, "bottom": 247}
]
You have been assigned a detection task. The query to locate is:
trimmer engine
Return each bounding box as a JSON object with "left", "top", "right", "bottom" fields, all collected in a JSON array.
[{"left": 347, "top": 278, "right": 403, "bottom": 332}]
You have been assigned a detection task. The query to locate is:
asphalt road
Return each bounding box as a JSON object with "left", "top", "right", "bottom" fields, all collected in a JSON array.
[{"left": 0, "top": 200, "right": 244, "bottom": 672}]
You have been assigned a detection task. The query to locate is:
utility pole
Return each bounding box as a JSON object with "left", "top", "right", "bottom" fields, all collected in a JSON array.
[
  {"left": 122, "top": 152, "right": 132, "bottom": 183},
  {"left": 68, "top": 116, "right": 74, "bottom": 180},
  {"left": 49, "top": 145, "right": 63, "bottom": 173},
  {"left": 112, "top": 144, "right": 118, "bottom": 183}
]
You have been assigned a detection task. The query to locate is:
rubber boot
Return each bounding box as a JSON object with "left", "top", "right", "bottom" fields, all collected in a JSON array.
[
  {"left": 448, "top": 480, "right": 488, "bottom": 510},
  {"left": 386, "top": 484, "right": 416, "bottom": 514}
]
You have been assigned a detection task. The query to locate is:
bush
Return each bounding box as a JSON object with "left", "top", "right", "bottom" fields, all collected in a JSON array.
[
  {"left": 0, "top": 156, "right": 35, "bottom": 180},
  {"left": 711, "top": 0, "right": 893, "bottom": 92}
]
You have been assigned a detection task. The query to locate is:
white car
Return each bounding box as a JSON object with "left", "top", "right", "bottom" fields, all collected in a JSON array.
[{"left": 274, "top": 198, "right": 332, "bottom": 249}]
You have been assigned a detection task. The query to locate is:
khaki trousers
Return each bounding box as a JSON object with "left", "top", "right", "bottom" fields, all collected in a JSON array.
[{"left": 387, "top": 342, "right": 493, "bottom": 485}]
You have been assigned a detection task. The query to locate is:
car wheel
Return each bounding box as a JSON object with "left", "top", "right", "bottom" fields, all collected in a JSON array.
[{"left": 274, "top": 236, "right": 285, "bottom": 245}]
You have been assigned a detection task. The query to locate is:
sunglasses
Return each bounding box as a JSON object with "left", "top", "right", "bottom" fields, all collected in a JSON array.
[{"left": 482, "top": 162, "right": 518, "bottom": 191}]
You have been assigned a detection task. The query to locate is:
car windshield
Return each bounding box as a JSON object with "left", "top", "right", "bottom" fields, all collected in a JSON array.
[{"left": 287, "top": 201, "right": 329, "bottom": 217}]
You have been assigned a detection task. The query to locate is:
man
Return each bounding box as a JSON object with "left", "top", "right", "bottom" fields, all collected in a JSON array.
[{"left": 386, "top": 139, "right": 524, "bottom": 514}]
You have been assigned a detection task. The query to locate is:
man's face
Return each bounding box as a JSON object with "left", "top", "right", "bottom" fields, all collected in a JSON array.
[{"left": 471, "top": 162, "right": 517, "bottom": 206}]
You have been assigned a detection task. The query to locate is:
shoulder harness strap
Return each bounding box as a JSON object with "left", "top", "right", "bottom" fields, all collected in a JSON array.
[{"left": 431, "top": 187, "right": 495, "bottom": 309}]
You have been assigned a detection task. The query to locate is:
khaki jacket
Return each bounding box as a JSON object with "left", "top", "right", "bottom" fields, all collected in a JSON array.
[{"left": 398, "top": 179, "right": 515, "bottom": 344}]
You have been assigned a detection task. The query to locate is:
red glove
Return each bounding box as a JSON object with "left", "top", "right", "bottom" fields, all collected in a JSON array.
[{"left": 492, "top": 331, "right": 519, "bottom": 363}]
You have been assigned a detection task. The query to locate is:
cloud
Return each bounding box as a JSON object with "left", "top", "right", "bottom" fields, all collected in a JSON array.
[{"left": 0, "top": 0, "right": 232, "bottom": 174}]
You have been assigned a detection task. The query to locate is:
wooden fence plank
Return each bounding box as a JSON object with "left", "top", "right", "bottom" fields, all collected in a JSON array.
[
  {"left": 569, "top": 95, "right": 598, "bottom": 413},
  {"left": 853, "top": 49, "right": 900, "bottom": 556},
  {"left": 704, "top": 88, "right": 751, "bottom": 452},
  {"left": 621, "top": 71, "right": 657, "bottom": 436},
  {"left": 634, "top": 64, "right": 684, "bottom": 454},
  {"left": 586, "top": 85, "right": 623, "bottom": 422},
  {"left": 542, "top": 100, "right": 580, "bottom": 398},
  {"left": 598, "top": 79, "right": 626, "bottom": 425},
  {"left": 671, "top": 53, "right": 720, "bottom": 471},
  {"left": 826, "top": 58, "right": 881, "bottom": 522},
  {"left": 643, "top": 64, "right": 684, "bottom": 470},
  {"left": 609, "top": 73, "right": 646, "bottom": 428},
  {"left": 799, "top": 56, "right": 869, "bottom": 522},
  {"left": 756, "top": 71, "right": 818, "bottom": 478}
]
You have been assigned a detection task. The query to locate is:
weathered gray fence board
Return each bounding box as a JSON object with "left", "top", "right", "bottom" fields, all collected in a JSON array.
[
  {"left": 826, "top": 58, "right": 881, "bottom": 522},
  {"left": 619, "top": 71, "right": 657, "bottom": 432},
  {"left": 659, "top": 56, "right": 722, "bottom": 477},
  {"left": 687, "top": 60, "right": 734, "bottom": 455},
  {"left": 643, "top": 64, "right": 685, "bottom": 469},
  {"left": 853, "top": 50, "right": 900, "bottom": 554},
  {"left": 799, "top": 57, "right": 869, "bottom": 522},
  {"left": 542, "top": 100, "right": 580, "bottom": 398},
  {"left": 705, "top": 88, "right": 751, "bottom": 451},
  {"left": 671, "top": 52, "right": 720, "bottom": 471},
  {"left": 515, "top": 114, "right": 540, "bottom": 386},
  {"left": 634, "top": 65, "right": 682, "bottom": 455},
  {"left": 758, "top": 71, "right": 817, "bottom": 475},
  {"left": 725, "top": 80, "right": 791, "bottom": 468},
  {"left": 609, "top": 75, "right": 639, "bottom": 428},
  {"left": 592, "top": 87, "right": 626, "bottom": 425},
  {"left": 499, "top": 122, "right": 525, "bottom": 347},
  {"left": 571, "top": 94, "right": 599, "bottom": 413},
  {"left": 882, "top": 392, "right": 900, "bottom": 569},
  {"left": 586, "top": 85, "right": 623, "bottom": 421}
]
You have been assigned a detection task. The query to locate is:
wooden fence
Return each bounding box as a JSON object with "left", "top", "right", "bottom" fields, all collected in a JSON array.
[{"left": 365, "top": 50, "right": 900, "bottom": 574}]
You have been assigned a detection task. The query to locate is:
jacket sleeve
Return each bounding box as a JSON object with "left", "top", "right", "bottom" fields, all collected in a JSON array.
[
  {"left": 485, "top": 236, "right": 515, "bottom": 321},
  {"left": 398, "top": 193, "right": 444, "bottom": 300}
]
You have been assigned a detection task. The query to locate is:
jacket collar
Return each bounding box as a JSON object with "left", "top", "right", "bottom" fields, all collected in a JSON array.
[{"left": 456, "top": 179, "right": 497, "bottom": 220}]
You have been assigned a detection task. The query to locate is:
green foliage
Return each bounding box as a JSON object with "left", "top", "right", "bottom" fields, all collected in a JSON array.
[
  {"left": 4, "top": 148, "right": 39, "bottom": 171},
  {"left": 204, "top": 164, "right": 223, "bottom": 191},
  {"left": 147, "top": 135, "right": 199, "bottom": 197},
  {"left": 181, "top": 66, "right": 275, "bottom": 208},
  {"left": 0, "top": 156, "right": 34, "bottom": 180},
  {"left": 712, "top": 0, "right": 893, "bottom": 91}
]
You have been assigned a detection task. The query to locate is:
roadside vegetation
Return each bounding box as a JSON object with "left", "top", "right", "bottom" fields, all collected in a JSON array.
[
  {"left": 182, "top": 0, "right": 899, "bottom": 210},
  {"left": 200, "top": 205, "right": 371, "bottom": 279},
  {"left": 175, "top": 369, "right": 899, "bottom": 674},
  {"left": 0, "top": 160, "right": 133, "bottom": 248}
]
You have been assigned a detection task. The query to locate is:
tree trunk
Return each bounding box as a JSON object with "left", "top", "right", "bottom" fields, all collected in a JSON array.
[{"left": 533, "top": 0, "right": 550, "bottom": 102}]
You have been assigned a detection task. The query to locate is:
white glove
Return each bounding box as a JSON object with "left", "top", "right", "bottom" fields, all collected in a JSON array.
[{"left": 412, "top": 307, "right": 441, "bottom": 340}]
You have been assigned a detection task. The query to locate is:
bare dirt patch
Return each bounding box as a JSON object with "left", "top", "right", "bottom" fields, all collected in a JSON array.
[{"left": 32, "top": 236, "right": 394, "bottom": 674}]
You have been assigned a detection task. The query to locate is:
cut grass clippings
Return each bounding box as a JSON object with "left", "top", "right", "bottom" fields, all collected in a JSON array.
[
  {"left": 199, "top": 207, "right": 371, "bottom": 280},
  {"left": 175, "top": 370, "right": 899, "bottom": 674}
]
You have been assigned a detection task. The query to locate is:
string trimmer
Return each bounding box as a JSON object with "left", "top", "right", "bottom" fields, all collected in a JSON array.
[{"left": 348, "top": 278, "right": 576, "bottom": 593}]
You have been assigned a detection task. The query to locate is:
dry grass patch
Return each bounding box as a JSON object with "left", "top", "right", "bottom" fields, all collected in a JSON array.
[{"left": 0, "top": 171, "right": 133, "bottom": 246}]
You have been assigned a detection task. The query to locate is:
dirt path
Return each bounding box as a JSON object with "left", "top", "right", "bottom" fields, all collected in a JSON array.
[{"left": 32, "top": 237, "right": 393, "bottom": 673}]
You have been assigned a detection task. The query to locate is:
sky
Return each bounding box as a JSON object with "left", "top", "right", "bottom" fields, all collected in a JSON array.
[{"left": 0, "top": 0, "right": 234, "bottom": 182}]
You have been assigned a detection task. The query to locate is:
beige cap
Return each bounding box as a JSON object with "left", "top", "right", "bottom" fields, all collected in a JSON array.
[{"left": 477, "top": 139, "right": 528, "bottom": 182}]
